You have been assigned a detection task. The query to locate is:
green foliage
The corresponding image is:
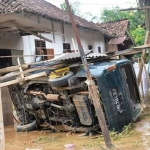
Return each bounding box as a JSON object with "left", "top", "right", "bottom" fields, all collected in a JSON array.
[
  {"left": 130, "top": 25, "right": 146, "bottom": 46},
  {"left": 100, "top": 7, "right": 146, "bottom": 46},
  {"left": 60, "top": 1, "right": 80, "bottom": 16},
  {"left": 100, "top": 7, "right": 145, "bottom": 31},
  {"left": 60, "top": 1, "right": 98, "bottom": 21}
]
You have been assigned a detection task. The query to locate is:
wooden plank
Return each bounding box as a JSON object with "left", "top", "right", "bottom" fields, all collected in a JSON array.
[
  {"left": 0, "top": 67, "right": 46, "bottom": 80},
  {"left": 0, "top": 54, "right": 61, "bottom": 58},
  {"left": 0, "top": 87, "right": 5, "bottom": 150},
  {"left": 12, "top": 22, "right": 52, "bottom": 43},
  {"left": 2, "top": 87, "right": 13, "bottom": 126},
  {"left": 133, "top": 43, "right": 150, "bottom": 49},
  {"left": 0, "top": 64, "right": 28, "bottom": 74},
  {"left": 138, "top": 59, "right": 144, "bottom": 101},
  {"left": 107, "top": 48, "right": 145, "bottom": 57},
  {"left": 0, "top": 63, "right": 67, "bottom": 81},
  {"left": 0, "top": 72, "right": 47, "bottom": 88},
  {"left": 17, "top": 57, "right": 24, "bottom": 80}
]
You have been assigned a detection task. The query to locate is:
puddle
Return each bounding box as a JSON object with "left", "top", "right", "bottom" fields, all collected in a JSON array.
[
  {"left": 5, "top": 126, "right": 104, "bottom": 150},
  {"left": 136, "top": 119, "right": 150, "bottom": 150},
  {"left": 4, "top": 122, "right": 148, "bottom": 150}
]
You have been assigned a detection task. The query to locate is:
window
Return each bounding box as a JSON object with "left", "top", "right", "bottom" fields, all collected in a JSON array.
[
  {"left": 35, "top": 40, "right": 46, "bottom": 61},
  {"left": 98, "top": 47, "right": 101, "bottom": 53},
  {"left": 63, "top": 43, "right": 71, "bottom": 53},
  {"left": 88, "top": 45, "right": 93, "bottom": 50},
  {"left": 35, "top": 40, "right": 46, "bottom": 48}
]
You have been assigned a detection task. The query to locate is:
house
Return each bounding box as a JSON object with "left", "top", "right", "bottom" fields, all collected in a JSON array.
[
  {"left": 0, "top": 0, "right": 113, "bottom": 127},
  {"left": 0, "top": 0, "right": 112, "bottom": 65},
  {"left": 99, "top": 19, "right": 134, "bottom": 52}
]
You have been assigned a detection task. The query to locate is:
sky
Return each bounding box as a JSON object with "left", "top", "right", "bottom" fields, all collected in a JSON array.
[{"left": 45, "top": 0, "right": 138, "bottom": 18}]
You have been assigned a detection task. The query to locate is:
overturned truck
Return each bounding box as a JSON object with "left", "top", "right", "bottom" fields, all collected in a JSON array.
[{"left": 4, "top": 57, "right": 141, "bottom": 133}]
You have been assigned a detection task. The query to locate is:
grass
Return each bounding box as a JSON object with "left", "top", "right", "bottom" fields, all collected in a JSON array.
[
  {"left": 36, "top": 135, "right": 62, "bottom": 143},
  {"left": 95, "top": 123, "right": 135, "bottom": 143},
  {"left": 138, "top": 108, "right": 150, "bottom": 120}
]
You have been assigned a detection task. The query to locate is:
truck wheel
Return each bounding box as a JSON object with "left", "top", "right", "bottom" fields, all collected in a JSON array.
[
  {"left": 16, "top": 120, "right": 37, "bottom": 132},
  {"left": 48, "top": 71, "right": 73, "bottom": 87}
]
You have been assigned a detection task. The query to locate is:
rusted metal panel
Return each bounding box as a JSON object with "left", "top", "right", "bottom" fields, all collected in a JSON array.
[
  {"left": 109, "top": 36, "right": 126, "bottom": 44},
  {"left": 106, "top": 43, "right": 118, "bottom": 52}
]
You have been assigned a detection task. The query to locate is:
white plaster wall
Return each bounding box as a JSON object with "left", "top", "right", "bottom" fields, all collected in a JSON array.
[
  {"left": 0, "top": 32, "right": 23, "bottom": 50},
  {"left": 23, "top": 15, "right": 106, "bottom": 64},
  {"left": 62, "top": 25, "right": 105, "bottom": 53},
  {"left": 79, "top": 29, "right": 105, "bottom": 53},
  {"left": 11, "top": 50, "right": 24, "bottom": 65}
]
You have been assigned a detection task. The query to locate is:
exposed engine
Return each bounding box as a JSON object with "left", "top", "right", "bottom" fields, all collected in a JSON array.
[{"left": 9, "top": 80, "right": 98, "bottom": 133}]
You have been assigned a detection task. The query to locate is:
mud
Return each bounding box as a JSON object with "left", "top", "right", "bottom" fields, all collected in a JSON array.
[{"left": 5, "top": 109, "right": 150, "bottom": 150}]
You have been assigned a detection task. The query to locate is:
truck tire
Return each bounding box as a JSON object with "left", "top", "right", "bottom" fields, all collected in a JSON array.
[
  {"left": 16, "top": 120, "right": 37, "bottom": 132},
  {"left": 48, "top": 71, "right": 73, "bottom": 87}
]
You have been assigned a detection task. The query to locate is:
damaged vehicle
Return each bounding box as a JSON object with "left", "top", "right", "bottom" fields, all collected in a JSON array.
[{"left": 7, "top": 58, "right": 141, "bottom": 133}]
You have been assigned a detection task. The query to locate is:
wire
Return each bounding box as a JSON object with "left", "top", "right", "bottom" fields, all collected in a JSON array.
[{"left": 45, "top": 0, "right": 137, "bottom": 6}]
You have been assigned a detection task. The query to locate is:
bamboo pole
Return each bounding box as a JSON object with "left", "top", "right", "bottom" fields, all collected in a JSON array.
[
  {"left": 138, "top": 59, "right": 144, "bottom": 101},
  {"left": 17, "top": 57, "right": 24, "bottom": 80},
  {"left": 137, "top": 31, "right": 150, "bottom": 85}
]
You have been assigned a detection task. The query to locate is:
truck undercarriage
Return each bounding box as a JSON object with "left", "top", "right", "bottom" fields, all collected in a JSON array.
[{"left": 6, "top": 59, "right": 141, "bottom": 133}]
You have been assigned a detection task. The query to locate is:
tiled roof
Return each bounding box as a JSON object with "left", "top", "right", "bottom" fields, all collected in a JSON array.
[
  {"left": 0, "top": 0, "right": 107, "bottom": 34},
  {"left": 99, "top": 19, "right": 129, "bottom": 37}
]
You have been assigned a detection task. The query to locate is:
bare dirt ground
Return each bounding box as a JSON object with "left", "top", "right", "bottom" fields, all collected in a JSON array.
[{"left": 5, "top": 108, "right": 150, "bottom": 150}]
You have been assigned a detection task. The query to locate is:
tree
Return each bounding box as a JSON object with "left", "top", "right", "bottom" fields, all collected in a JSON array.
[
  {"left": 60, "top": 1, "right": 81, "bottom": 16},
  {"left": 60, "top": 1, "right": 97, "bottom": 21},
  {"left": 100, "top": 7, "right": 146, "bottom": 46},
  {"left": 130, "top": 25, "right": 146, "bottom": 46}
]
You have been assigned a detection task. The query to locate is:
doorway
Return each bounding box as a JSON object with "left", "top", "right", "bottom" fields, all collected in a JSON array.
[{"left": 0, "top": 49, "right": 12, "bottom": 68}]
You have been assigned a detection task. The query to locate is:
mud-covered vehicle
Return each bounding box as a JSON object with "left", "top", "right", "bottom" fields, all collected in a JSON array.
[{"left": 8, "top": 59, "right": 141, "bottom": 133}]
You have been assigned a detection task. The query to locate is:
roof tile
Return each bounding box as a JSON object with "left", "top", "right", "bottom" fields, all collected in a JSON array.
[
  {"left": 99, "top": 19, "right": 129, "bottom": 37},
  {"left": 0, "top": 0, "right": 107, "bottom": 34}
]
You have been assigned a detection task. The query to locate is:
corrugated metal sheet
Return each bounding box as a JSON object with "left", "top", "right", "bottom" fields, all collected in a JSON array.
[
  {"left": 31, "top": 51, "right": 107, "bottom": 67},
  {"left": 86, "top": 53, "right": 107, "bottom": 58},
  {"left": 49, "top": 51, "right": 107, "bottom": 61},
  {"left": 108, "top": 36, "right": 126, "bottom": 44},
  {"left": 49, "top": 51, "right": 90, "bottom": 62}
]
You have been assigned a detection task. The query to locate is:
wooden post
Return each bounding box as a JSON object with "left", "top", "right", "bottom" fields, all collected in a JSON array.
[
  {"left": 65, "top": 0, "right": 113, "bottom": 149},
  {"left": 137, "top": 31, "right": 150, "bottom": 85},
  {"left": 17, "top": 57, "right": 24, "bottom": 80},
  {"left": 138, "top": 59, "right": 144, "bottom": 101},
  {"left": 0, "top": 88, "right": 5, "bottom": 150}
]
